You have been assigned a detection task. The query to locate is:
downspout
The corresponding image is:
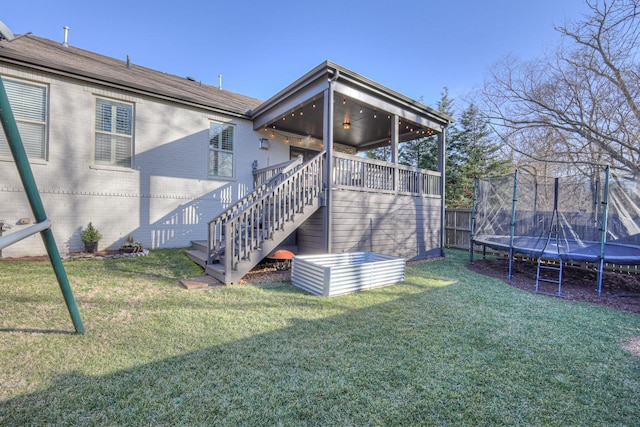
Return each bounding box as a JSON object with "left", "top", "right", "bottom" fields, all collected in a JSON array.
[{"left": 323, "top": 68, "right": 339, "bottom": 253}]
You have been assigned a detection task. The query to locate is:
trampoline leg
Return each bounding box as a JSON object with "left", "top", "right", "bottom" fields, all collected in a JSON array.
[{"left": 597, "top": 258, "right": 604, "bottom": 296}]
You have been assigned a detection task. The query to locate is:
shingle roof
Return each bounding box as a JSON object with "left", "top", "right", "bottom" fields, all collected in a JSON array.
[{"left": 0, "top": 35, "right": 262, "bottom": 117}]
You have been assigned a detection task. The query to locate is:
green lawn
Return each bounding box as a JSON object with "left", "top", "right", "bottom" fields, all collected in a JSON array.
[{"left": 0, "top": 249, "right": 638, "bottom": 425}]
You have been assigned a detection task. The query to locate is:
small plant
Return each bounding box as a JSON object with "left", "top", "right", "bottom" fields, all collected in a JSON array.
[
  {"left": 80, "top": 222, "right": 102, "bottom": 243},
  {"left": 80, "top": 222, "right": 102, "bottom": 253},
  {"left": 120, "top": 234, "right": 143, "bottom": 252}
]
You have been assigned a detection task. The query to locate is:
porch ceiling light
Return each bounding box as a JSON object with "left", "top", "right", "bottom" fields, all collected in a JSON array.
[{"left": 343, "top": 119, "right": 350, "bottom": 130}]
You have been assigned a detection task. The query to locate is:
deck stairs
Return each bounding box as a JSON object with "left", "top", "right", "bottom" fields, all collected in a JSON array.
[{"left": 186, "top": 151, "right": 325, "bottom": 284}]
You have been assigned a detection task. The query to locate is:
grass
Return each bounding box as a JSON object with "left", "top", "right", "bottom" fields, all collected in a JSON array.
[{"left": 0, "top": 248, "right": 639, "bottom": 425}]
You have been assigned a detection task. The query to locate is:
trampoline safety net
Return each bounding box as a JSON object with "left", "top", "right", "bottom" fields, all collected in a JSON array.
[{"left": 472, "top": 169, "right": 640, "bottom": 264}]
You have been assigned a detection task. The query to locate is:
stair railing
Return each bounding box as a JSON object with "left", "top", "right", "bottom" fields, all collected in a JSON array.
[
  {"left": 223, "top": 151, "right": 325, "bottom": 273},
  {"left": 253, "top": 156, "right": 303, "bottom": 188},
  {"left": 207, "top": 156, "right": 304, "bottom": 263}
]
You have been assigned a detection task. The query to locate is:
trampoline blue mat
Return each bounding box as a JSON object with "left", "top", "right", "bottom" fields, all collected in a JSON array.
[{"left": 473, "top": 235, "right": 640, "bottom": 264}]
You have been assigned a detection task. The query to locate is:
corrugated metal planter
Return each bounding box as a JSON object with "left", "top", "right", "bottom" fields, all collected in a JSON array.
[{"left": 291, "top": 252, "right": 406, "bottom": 296}]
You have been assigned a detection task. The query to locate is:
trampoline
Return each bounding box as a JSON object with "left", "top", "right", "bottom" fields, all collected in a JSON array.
[
  {"left": 470, "top": 168, "right": 640, "bottom": 295},
  {"left": 474, "top": 236, "right": 640, "bottom": 265}
]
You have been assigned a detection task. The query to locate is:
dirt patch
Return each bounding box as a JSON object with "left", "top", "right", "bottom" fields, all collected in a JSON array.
[
  {"left": 467, "top": 257, "right": 640, "bottom": 316},
  {"left": 623, "top": 337, "right": 640, "bottom": 356},
  {"left": 239, "top": 263, "right": 291, "bottom": 284},
  {"left": 0, "top": 249, "right": 138, "bottom": 262}
]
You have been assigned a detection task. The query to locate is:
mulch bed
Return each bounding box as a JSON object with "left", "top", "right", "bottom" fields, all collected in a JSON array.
[{"left": 467, "top": 256, "right": 640, "bottom": 316}]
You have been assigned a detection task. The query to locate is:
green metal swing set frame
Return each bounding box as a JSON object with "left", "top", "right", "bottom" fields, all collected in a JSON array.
[{"left": 0, "top": 76, "right": 84, "bottom": 334}]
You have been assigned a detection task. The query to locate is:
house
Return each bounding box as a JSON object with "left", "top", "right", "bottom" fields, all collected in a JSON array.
[{"left": 0, "top": 30, "right": 452, "bottom": 283}]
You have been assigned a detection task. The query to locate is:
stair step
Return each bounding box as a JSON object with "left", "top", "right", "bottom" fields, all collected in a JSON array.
[
  {"left": 205, "top": 263, "right": 226, "bottom": 284},
  {"left": 185, "top": 249, "right": 207, "bottom": 268},
  {"left": 190, "top": 240, "right": 208, "bottom": 253}
]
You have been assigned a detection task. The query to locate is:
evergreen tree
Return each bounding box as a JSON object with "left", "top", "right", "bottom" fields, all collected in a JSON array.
[
  {"left": 398, "top": 87, "right": 455, "bottom": 171},
  {"left": 446, "top": 102, "right": 511, "bottom": 207}
]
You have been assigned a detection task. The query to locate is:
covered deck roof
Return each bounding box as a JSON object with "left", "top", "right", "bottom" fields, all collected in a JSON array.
[{"left": 251, "top": 61, "right": 453, "bottom": 152}]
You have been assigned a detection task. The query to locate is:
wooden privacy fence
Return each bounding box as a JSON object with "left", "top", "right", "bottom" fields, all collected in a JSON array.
[{"left": 444, "top": 208, "right": 473, "bottom": 250}]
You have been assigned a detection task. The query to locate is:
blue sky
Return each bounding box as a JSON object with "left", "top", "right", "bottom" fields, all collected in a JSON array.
[{"left": 2, "top": 0, "right": 588, "bottom": 110}]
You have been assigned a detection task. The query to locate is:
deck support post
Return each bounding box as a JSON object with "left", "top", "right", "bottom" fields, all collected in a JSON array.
[
  {"left": 437, "top": 129, "right": 446, "bottom": 257},
  {"left": 391, "top": 114, "right": 399, "bottom": 193},
  {"left": 323, "top": 71, "right": 336, "bottom": 253},
  {"left": 0, "top": 76, "right": 84, "bottom": 334}
]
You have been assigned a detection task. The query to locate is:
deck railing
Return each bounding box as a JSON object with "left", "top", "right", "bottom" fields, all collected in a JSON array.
[{"left": 332, "top": 152, "right": 441, "bottom": 196}]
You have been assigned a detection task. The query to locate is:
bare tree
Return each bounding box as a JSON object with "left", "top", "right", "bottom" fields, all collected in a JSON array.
[{"left": 483, "top": 0, "right": 640, "bottom": 178}]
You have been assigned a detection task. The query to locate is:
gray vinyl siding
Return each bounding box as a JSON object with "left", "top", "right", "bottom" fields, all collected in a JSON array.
[
  {"left": 329, "top": 190, "right": 441, "bottom": 260},
  {"left": 296, "top": 207, "right": 326, "bottom": 254},
  {"left": 296, "top": 189, "right": 442, "bottom": 260}
]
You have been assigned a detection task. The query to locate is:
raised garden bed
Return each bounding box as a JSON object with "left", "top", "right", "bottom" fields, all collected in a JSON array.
[{"left": 291, "top": 252, "right": 405, "bottom": 296}]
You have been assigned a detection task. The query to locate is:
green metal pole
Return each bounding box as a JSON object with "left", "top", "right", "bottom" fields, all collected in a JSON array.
[
  {"left": 508, "top": 170, "right": 518, "bottom": 280},
  {"left": 0, "top": 76, "right": 84, "bottom": 334},
  {"left": 597, "top": 166, "right": 610, "bottom": 296},
  {"left": 469, "top": 176, "right": 478, "bottom": 264}
]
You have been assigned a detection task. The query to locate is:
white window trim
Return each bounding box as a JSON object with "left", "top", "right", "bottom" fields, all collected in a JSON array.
[
  {"left": 93, "top": 96, "right": 135, "bottom": 169},
  {"left": 208, "top": 121, "right": 235, "bottom": 179}
]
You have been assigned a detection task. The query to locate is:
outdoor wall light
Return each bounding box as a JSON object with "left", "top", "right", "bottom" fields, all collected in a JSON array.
[{"left": 259, "top": 138, "right": 270, "bottom": 150}]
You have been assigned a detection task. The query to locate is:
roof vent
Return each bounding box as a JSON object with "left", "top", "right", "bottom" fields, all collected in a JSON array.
[
  {"left": 62, "top": 26, "right": 69, "bottom": 47},
  {"left": 186, "top": 76, "right": 196, "bottom": 81}
]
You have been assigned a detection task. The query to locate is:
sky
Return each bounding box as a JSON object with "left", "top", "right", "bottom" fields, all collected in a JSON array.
[{"left": 1, "top": 0, "right": 589, "bottom": 111}]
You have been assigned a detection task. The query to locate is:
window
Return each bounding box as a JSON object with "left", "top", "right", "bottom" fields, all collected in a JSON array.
[
  {"left": 209, "top": 122, "right": 234, "bottom": 177},
  {"left": 0, "top": 78, "right": 47, "bottom": 159},
  {"left": 94, "top": 97, "right": 133, "bottom": 168}
]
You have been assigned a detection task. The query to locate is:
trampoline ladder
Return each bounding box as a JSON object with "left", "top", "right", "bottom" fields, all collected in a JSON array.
[{"left": 535, "top": 257, "right": 564, "bottom": 297}]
